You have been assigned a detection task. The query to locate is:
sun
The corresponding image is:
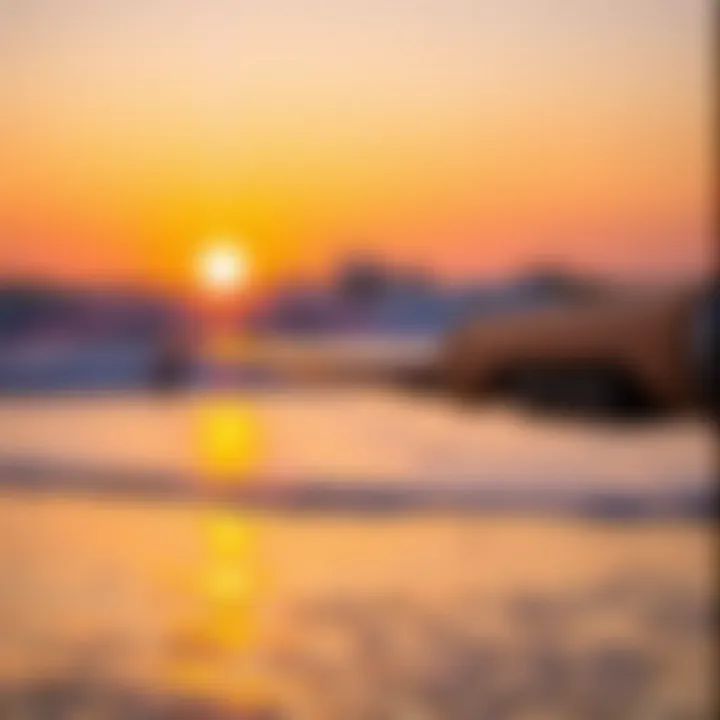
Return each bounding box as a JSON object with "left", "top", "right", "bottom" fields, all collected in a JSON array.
[{"left": 197, "top": 237, "right": 250, "bottom": 292}]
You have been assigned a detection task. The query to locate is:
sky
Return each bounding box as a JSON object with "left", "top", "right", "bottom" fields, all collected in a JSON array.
[{"left": 0, "top": 0, "right": 713, "bottom": 289}]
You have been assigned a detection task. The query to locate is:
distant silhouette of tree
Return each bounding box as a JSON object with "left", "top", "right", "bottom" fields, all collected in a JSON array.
[
  {"left": 0, "top": 281, "right": 185, "bottom": 343},
  {"left": 516, "top": 266, "right": 602, "bottom": 300},
  {"left": 0, "top": 283, "right": 76, "bottom": 339},
  {"left": 335, "top": 253, "right": 391, "bottom": 304}
]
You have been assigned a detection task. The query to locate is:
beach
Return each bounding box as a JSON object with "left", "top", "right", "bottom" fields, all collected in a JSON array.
[{"left": 0, "top": 391, "right": 714, "bottom": 717}]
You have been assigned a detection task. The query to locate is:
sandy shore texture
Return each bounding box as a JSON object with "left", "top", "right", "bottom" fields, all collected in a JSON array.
[
  {"left": 0, "top": 392, "right": 714, "bottom": 716},
  {"left": 0, "top": 494, "right": 714, "bottom": 718},
  {"left": 0, "top": 391, "right": 713, "bottom": 490}
]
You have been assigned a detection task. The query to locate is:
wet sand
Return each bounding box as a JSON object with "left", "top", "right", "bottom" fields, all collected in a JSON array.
[
  {"left": 0, "top": 391, "right": 714, "bottom": 716},
  {"left": 0, "top": 391, "right": 712, "bottom": 491},
  {"left": 0, "top": 493, "right": 714, "bottom": 718}
]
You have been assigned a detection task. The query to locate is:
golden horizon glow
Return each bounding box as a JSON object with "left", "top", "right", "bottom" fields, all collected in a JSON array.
[{"left": 0, "top": 0, "right": 712, "bottom": 283}]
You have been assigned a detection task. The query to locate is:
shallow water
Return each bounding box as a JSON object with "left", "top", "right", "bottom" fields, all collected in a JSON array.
[
  {"left": 0, "top": 391, "right": 712, "bottom": 492},
  {"left": 0, "top": 494, "right": 714, "bottom": 717},
  {"left": 0, "top": 391, "right": 714, "bottom": 716}
]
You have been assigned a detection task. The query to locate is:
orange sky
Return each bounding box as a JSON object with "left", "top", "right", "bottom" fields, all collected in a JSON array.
[{"left": 0, "top": 0, "right": 713, "bottom": 289}]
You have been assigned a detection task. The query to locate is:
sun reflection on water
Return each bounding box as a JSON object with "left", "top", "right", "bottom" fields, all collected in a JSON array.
[
  {"left": 194, "top": 395, "right": 262, "bottom": 482},
  {"left": 164, "top": 393, "right": 271, "bottom": 710}
]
